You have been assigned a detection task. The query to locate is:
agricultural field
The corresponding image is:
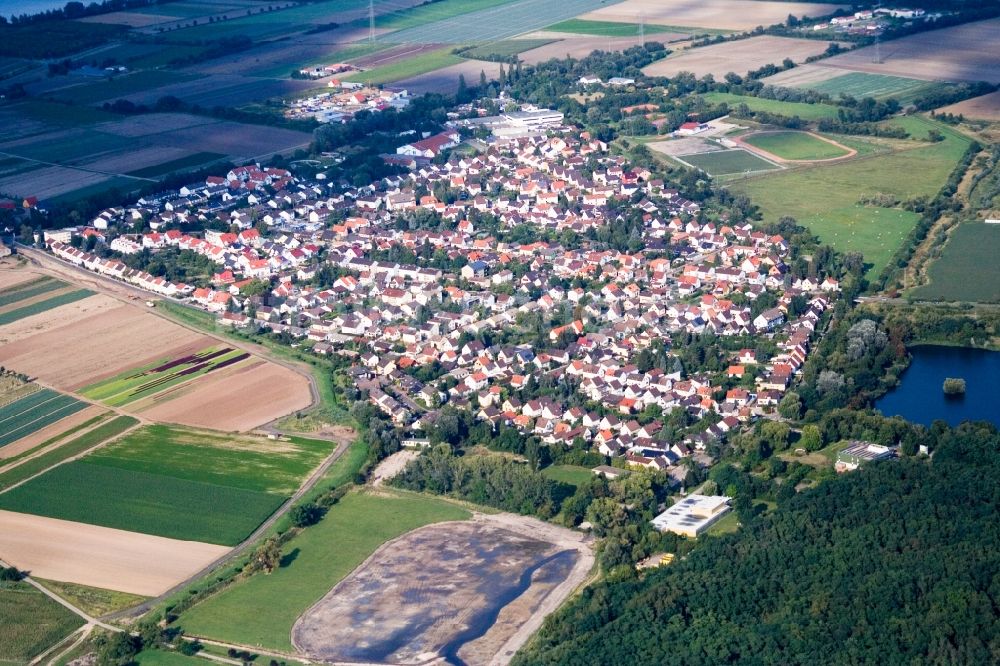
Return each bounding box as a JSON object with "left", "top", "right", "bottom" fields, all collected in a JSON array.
[
  {"left": 179, "top": 491, "right": 471, "bottom": 650},
  {"left": 0, "top": 288, "right": 94, "bottom": 326},
  {"left": 344, "top": 48, "right": 465, "bottom": 85},
  {"left": 700, "top": 91, "right": 841, "bottom": 121},
  {"left": 769, "top": 69, "right": 944, "bottom": 106},
  {"left": 938, "top": 91, "right": 1000, "bottom": 122},
  {"left": 381, "top": 0, "right": 615, "bottom": 44},
  {"left": 81, "top": 346, "right": 253, "bottom": 407},
  {"left": 0, "top": 415, "right": 137, "bottom": 492},
  {"left": 292, "top": 518, "right": 586, "bottom": 665},
  {"left": 85, "top": 425, "right": 335, "bottom": 496},
  {"left": 821, "top": 17, "right": 1000, "bottom": 84},
  {"left": 43, "top": 70, "right": 203, "bottom": 106},
  {"left": 678, "top": 149, "right": 781, "bottom": 176},
  {"left": 734, "top": 118, "right": 972, "bottom": 275},
  {"left": 0, "top": 292, "right": 312, "bottom": 431},
  {"left": 644, "top": 36, "right": 839, "bottom": 80},
  {"left": 395, "top": 59, "right": 504, "bottom": 95},
  {"left": 0, "top": 508, "right": 229, "bottom": 596},
  {"left": 545, "top": 19, "right": 692, "bottom": 37},
  {"left": 459, "top": 39, "right": 556, "bottom": 60},
  {"left": 742, "top": 131, "right": 851, "bottom": 161},
  {"left": 0, "top": 410, "right": 108, "bottom": 466},
  {"left": 910, "top": 222, "right": 1000, "bottom": 303},
  {"left": 578, "top": 0, "right": 848, "bottom": 32},
  {"left": 0, "top": 388, "right": 88, "bottom": 449},
  {"left": 518, "top": 35, "right": 662, "bottom": 64},
  {"left": 0, "top": 580, "right": 84, "bottom": 664}
]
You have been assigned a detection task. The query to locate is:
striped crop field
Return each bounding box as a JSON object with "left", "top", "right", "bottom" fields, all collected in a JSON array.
[
  {"left": 0, "top": 289, "right": 94, "bottom": 325},
  {"left": 0, "top": 276, "right": 65, "bottom": 308},
  {"left": 0, "top": 388, "right": 88, "bottom": 448},
  {"left": 80, "top": 346, "right": 251, "bottom": 407}
]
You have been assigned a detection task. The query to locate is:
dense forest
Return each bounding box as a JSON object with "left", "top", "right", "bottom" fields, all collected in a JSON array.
[{"left": 515, "top": 421, "right": 1000, "bottom": 666}]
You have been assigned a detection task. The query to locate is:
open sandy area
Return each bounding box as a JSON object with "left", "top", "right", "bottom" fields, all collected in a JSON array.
[
  {"left": 643, "top": 36, "right": 839, "bottom": 79},
  {"left": 820, "top": 18, "right": 1000, "bottom": 84},
  {"left": 292, "top": 512, "right": 592, "bottom": 665},
  {"left": 580, "top": 0, "right": 848, "bottom": 31},
  {"left": 0, "top": 297, "right": 210, "bottom": 389},
  {"left": 136, "top": 359, "right": 312, "bottom": 432},
  {"left": 0, "top": 509, "right": 229, "bottom": 596},
  {"left": 0, "top": 405, "right": 104, "bottom": 462},
  {"left": 370, "top": 450, "right": 419, "bottom": 487},
  {"left": 938, "top": 91, "right": 1000, "bottom": 122},
  {"left": 0, "top": 264, "right": 40, "bottom": 290}
]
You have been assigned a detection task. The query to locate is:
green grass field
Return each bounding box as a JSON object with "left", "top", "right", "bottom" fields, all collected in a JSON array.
[
  {"left": 910, "top": 222, "right": 1000, "bottom": 303},
  {"left": 735, "top": 117, "right": 971, "bottom": 275},
  {"left": 0, "top": 581, "right": 84, "bottom": 664},
  {"left": 179, "top": 491, "right": 469, "bottom": 649},
  {"left": 133, "top": 650, "right": 201, "bottom": 666},
  {"left": 700, "top": 92, "right": 841, "bottom": 121},
  {"left": 46, "top": 176, "right": 142, "bottom": 206},
  {"left": 541, "top": 464, "right": 594, "bottom": 487},
  {"left": 0, "top": 461, "right": 283, "bottom": 546},
  {"left": 125, "top": 152, "right": 225, "bottom": 178},
  {"left": 374, "top": 0, "right": 518, "bottom": 30},
  {"left": 344, "top": 48, "right": 464, "bottom": 85},
  {"left": 47, "top": 71, "right": 202, "bottom": 105},
  {"left": 80, "top": 346, "right": 250, "bottom": 407},
  {"left": 0, "top": 389, "right": 87, "bottom": 448},
  {"left": 797, "top": 72, "right": 943, "bottom": 106},
  {"left": 680, "top": 149, "right": 780, "bottom": 176},
  {"left": 546, "top": 18, "right": 689, "bottom": 37},
  {"left": 0, "top": 289, "right": 93, "bottom": 326},
  {"left": 0, "top": 415, "right": 130, "bottom": 493},
  {"left": 35, "top": 579, "right": 146, "bottom": 618},
  {"left": 460, "top": 39, "right": 555, "bottom": 59},
  {"left": 743, "top": 131, "right": 850, "bottom": 160},
  {"left": 87, "top": 425, "right": 334, "bottom": 496}
]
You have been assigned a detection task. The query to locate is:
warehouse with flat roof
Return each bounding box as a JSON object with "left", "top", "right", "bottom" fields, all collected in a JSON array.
[{"left": 651, "top": 494, "right": 731, "bottom": 537}]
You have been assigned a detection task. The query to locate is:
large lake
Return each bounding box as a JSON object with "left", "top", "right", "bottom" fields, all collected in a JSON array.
[{"left": 876, "top": 345, "right": 1000, "bottom": 427}]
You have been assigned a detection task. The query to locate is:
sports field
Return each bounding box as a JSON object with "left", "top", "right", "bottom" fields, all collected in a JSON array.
[
  {"left": 911, "top": 222, "right": 1000, "bottom": 303},
  {"left": 743, "top": 131, "right": 850, "bottom": 160},
  {"left": 0, "top": 581, "right": 84, "bottom": 664},
  {"left": 180, "top": 490, "right": 470, "bottom": 650},
  {"left": 0, "top": 389, "right": 87, "bottom": 449},
  {"left": 735, "top": 118, "right": 971, "bottom": 275},
  {"left": 700, "top": 92, "right": 841, "bottom": 121},
  {"left": 679, "top": 149, "right": 781, "bottom": 176}
]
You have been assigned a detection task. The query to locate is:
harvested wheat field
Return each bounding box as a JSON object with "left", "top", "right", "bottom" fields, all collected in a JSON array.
[
  {"left": 0, "top": 509, "right": 229, "bottom": 596},
  {"left": 0, "top": 405, "right": 103, "bottom": 461},
  {"left": 0, "top": 265, "right": 40, "bottom": 290},
  {"left": 0, "top": 298, "right": 210, "bottom": 389},
  {"left": 821, "top": 18, "right": 1000, "bottom": 84},
  {"left": 136, "top": 360, "right": 312, "bottom": 431},
  {"left": 939, "top": 91, "right": 1000, "bottom": 121},
  {"left": 580, "top": 0, "right": 847, "bottom": 31},
  {"left": 644, "top": 36, "right": 837, "bottom": 79}
]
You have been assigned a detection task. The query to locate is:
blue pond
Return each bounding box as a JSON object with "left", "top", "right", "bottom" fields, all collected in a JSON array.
[{"left": 876, "top": 345, "right": 1000, "bottom": 427}]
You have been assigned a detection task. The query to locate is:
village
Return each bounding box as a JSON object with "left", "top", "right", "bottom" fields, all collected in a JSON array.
[{"left": 41, "top": 101, "right": 845, "bottom": 494}]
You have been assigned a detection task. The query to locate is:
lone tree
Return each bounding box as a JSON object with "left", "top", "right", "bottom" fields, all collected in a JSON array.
[
  {"left": 246, "top": 537, "right": 281, "bottom": 575},
  {"left": 943, "top": 378, "right": 967, "bottom": 395}
]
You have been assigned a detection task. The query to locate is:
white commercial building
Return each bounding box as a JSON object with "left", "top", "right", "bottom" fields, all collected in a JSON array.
[{"left": 651, "top": 494, "right": 731, "bottom": 537}]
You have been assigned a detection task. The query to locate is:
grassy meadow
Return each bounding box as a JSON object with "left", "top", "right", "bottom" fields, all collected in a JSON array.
[
  {"left": 700, "top": 92, "right": 841, "bottom": 121},
  {"left": 179, "top": 491, "right": 469, "bottom": 650},
  {"left": 35, "top": 579, "right": 146, "bottom": 618},
  {"left": 910, "top": 221, "right": 1000, "bottom": 303},
  {"left": 0, "top": 581, "right": 84, "bottom": 664}
]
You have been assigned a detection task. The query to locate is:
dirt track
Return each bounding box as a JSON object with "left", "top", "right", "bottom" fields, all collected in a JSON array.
[{"left": 734, "top": 130, "right": 858, "bottom": 164}]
